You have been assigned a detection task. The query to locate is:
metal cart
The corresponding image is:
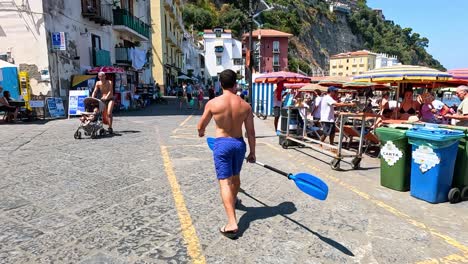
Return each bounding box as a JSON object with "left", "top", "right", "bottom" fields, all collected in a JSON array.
[{"left": 278, "top": 106, "right": 380, "bottom": 170}]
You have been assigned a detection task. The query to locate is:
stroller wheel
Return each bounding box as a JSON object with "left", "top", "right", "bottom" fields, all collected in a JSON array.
[
  {"left": 90, "top": 130, "right": 97, "bottom": 139},
  {"left": 74, "top": 131, "right": 82, "bottom": 139},
  {"left": 99, "top": 128, "right": 105, "bottom": 136}
]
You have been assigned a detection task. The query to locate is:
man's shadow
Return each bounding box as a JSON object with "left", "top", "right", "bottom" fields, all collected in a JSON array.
[{"left": 237, "top": 189, "right": 354, "bottom": 257}]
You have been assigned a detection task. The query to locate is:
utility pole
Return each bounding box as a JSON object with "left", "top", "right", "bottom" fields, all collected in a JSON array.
[{"left": 248, "top": 0, "right": 254, "bottom": 105}]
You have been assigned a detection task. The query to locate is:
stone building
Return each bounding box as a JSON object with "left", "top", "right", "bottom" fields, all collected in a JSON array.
[{"left": 0, "top": 0, "right": 152, "bottom": 100}]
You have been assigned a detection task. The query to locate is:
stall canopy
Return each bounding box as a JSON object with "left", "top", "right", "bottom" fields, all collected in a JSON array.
[
  {"left": 177, "top": 75, "right": 192, "bottom": 80},
  {"left": 88, "top": 66, "right": 125, "bottom": 74},
  {"left": 254, "top": 71, "right": 311, "bottom": 83},
  {"left": 299, "top": 83, "right": 328, "bottom": 92},
  {"left": 342, "top": 82, "right": 391, "bottom": 90},
  {"left": 284, "top": 83, "right": 310, "bottom": 89},
  {"left": 353, "top": 65, "right": 452, "bottom": 84},
  {"left": 0, "top": 60, "right": 19, "bottom": 99},
  {"left": 317, "top": 76, "right": 352, "bottom": 87},
  {"left": 448, "top": 68, "right": 468, "bottom": 80}
]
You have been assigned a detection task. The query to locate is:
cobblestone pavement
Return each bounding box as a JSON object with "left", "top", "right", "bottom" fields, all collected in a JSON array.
[{"left": 1, "top": 100, "right": 467, "bottom": 264}]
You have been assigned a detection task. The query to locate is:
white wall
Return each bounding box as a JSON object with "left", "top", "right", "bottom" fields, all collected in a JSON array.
[
  {"left": 0, "top": 0, "right": 50, "bottom": 95},
  {"left": 204, "top": 32, "right": 243, "bottom": 81}
]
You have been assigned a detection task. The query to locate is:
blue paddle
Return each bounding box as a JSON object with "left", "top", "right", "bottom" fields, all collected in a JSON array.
[{"left": 206, "top": 137, "right": 328, "bottom": 201}]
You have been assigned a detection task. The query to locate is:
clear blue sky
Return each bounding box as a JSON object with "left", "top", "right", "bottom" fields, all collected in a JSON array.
[{"left": 366, "top": 0, "right": 468, "bottom": 70}]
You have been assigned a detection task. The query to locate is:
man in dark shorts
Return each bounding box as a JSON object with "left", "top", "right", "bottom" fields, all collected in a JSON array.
[
  {"left": 197, "top": 69, "right": 256, "bottom": 239},
  {"left": 92, "top": 72, "right": 114, "bottom": 133},
  {"left": 320, "top": 86, "right": 355, "bottom": 145},
  {"left": 273, "top": 81, "right": 285, "bottom": 131}
]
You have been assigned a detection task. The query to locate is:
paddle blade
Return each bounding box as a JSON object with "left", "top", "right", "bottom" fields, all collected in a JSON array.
[
  {"left": 289, "top": 173, "right": 328, "bottom": 200},
  {"left": 207, "top": 137, "right": 215, "bottom": 150}
]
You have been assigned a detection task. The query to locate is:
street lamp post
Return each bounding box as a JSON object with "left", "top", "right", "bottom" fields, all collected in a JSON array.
[{"left": 248, "top": 0, "right": 254, "bottom": 105}]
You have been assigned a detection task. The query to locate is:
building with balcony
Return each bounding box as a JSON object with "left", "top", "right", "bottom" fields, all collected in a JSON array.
[
  {"left": 182, "top": 31, "right": 204, "bottom": 85},
  {"left": 0, "top": 0, "right": 152, "bottom": 102},
  {"left": 150, "top": 0, "right": 186, "bottom": 90},
  {"left": 203, "top": 28, "right": 244, "bottom": 85},
  {"left": 242, "top": 29, "right": 292, "bottom": 74},
  {"left": 329, "top": 50, "right": 377, "bottom": 77}
]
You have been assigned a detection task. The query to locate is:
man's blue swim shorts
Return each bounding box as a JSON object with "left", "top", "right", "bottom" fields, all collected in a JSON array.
[{"left": 213, "top": 137, "right": 246, "bottom": 180}]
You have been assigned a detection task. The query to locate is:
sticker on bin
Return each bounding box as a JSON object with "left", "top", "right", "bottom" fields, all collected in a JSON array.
[
  {"left": 412, "top": 145, "right": 440, "bottom": 173},
  {"left": 381, "top": 141, "right": 403, "bottom": 166}
]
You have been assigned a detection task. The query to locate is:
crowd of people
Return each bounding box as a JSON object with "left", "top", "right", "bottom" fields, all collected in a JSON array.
[{"left": 376, "top": 85, "right": 468, "bottom": 127}]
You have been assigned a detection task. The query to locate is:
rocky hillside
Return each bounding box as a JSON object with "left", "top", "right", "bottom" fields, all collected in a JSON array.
[{"left": 183, "top": 0, "right": 444, "bottom": 74}]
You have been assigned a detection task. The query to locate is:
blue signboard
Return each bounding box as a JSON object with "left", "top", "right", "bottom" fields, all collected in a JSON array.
[
  {"left": 47, "top": 97, "right": 66, "bottom": 118},
  {"left": 52, "top": 32, "right": 66, "bottom": 50},
  {"left": 68, "top": 90, "right": 89, "bottom": 115}
]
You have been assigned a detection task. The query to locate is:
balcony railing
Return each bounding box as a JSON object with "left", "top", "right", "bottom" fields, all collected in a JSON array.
[
  {"left": 81, "top": 0, "right": 113, "bottom": 25},
  {"left": 113, "top": 8, "right": 150, "bottom": 39},
  {"left": 93, "top": 49, "right": 111, "bottom": 66},
  {"left": 115, "top": 47, "right": 131, "bottom": 64}
]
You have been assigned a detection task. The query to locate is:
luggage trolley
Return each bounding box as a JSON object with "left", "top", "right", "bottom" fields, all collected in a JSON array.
[{"left": 279, "top": 107, "right": 379, "bottom": 170}]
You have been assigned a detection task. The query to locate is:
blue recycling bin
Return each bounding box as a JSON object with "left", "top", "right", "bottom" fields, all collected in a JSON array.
[{"left": 406, "top": 127, "right": 465, "bottom": 203}]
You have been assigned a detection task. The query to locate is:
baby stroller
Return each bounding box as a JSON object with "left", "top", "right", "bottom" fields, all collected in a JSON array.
[{"left": 74, "top": 97, "right": 106, "bottom": 139}]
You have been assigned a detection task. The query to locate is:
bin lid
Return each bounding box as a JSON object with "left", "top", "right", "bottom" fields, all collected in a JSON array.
[
  {"left": 438, "top": 125, "right": 468, "bottom": 134},
  {"left": 406, "top": 127, "right": 465, "bottom": 141},
  {"left": 376, "top": 127, "right": 408, "bottom": 137}
]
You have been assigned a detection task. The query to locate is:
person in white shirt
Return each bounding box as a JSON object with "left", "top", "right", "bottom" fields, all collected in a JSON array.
[
  {"left": 447, "top": 85, "right": 468, "bottom": 126},
  {"left": 320, "top": 86, "right": 355, "bottom": 145},
  {"left": 312, "top": 89, "right": 323, "bottom": 120}
]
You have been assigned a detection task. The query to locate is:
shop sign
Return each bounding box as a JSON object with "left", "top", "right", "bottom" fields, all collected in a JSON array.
[
  {"left": 412, "top": 145, "right": 440, "bottom": 173},
  {"left": 68, "top": 90, "right": 89, "bottom": 115},
  {"left": 30, "top": 100, "right": 45, "bottom": 108},
  {"left": 46, "top": 97, "right": 65, "bottom": 118},
  {"left": 52, "top": 32, "right": 66, "bottom": 51},
  {"left": 381, "top": 141, "right": 403, "bottom": 166}
]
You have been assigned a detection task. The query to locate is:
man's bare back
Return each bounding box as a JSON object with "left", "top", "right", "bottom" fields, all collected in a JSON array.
[{"left": 207, "top": 92, "right": 252, "bottom": 138}]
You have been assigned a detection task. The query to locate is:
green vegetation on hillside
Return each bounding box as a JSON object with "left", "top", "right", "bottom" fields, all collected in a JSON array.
[{"left": 348, "top": 6, "right": 444, "bottom": 70}]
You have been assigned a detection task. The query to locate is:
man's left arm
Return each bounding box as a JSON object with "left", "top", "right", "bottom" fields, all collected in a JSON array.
[{"left": 197, "top": 101, "right": 212, "bottom": 137}]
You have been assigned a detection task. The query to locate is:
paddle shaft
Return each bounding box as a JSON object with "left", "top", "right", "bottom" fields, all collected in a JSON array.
[{"left": 254, "top": 161, "right": 290, "bottom": 177}]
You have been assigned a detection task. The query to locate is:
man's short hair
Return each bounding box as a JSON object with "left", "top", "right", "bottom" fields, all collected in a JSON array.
[
  {"left": 219, "top": 69, "right": 237, "bottom": 89},
  {"left": 98, "top": 71, "right": 105, "bottom": 76},
  {"left": 458, "top": 85, "right": 468, "bottom": 92}
]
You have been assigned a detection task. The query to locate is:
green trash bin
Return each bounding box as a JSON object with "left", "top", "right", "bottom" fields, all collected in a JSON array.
[
  {"left": 447, "top": 126, "right": 468, "bottom": 202},
  {"left": 376, "top": 127, "right": 412, "bottom": 191}
]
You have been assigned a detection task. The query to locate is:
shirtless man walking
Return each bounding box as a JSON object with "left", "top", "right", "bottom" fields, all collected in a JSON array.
[
  {"left": 197, "top": 69, "right": 256, "bottom": 239},
  {"left": 92, "top": 72, "right": 114, "bottom": 134}
]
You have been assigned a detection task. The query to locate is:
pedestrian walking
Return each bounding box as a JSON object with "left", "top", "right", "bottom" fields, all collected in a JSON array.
[
  {"left": 320, "top": 86, "right": 355, "bottom": 145},
  {"left": 197, "top": 87, "right": 204, "bottom": 110},
  {"left": 197, "top": 69, "right": 256, "bottom": 240},
  {"left": 208, "top": 86, "right": 215, "bottom": 100},
  {"left": 186, "top": 83, "right": 193, "bottom": 109}
]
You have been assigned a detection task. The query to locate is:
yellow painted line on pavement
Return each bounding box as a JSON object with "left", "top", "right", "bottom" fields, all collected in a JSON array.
[
  {"left": 262, "top": 141, "right": 468, "bottom": 257},
  {"left": 161, "top": 145, "right": 206, "bottom": 264},
  {"left": 179, "top": 115, "right": 193, "bottom": 127},
  {"left": 415, "top": 253, "right": 468, "bottom": 264}
]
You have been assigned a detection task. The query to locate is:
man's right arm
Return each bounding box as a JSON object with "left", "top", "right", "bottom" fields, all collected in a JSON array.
[
  {"left": 197, "top": 101, "right": 212, "bottom": 137},
  {"left": 91, "top": 82, "right": 99, "bottom": 98},
  {"left": 244, "top": 106, "right": 256, "bottom": 163}
]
